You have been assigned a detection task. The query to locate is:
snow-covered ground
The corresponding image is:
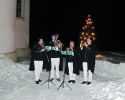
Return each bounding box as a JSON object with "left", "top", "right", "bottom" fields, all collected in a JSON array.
[{"left": 0, "top": 56, "right": 125, "bottom": 100}]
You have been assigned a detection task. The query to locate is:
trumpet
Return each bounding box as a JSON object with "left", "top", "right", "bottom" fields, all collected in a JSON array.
[{"left": 80, "top": 42, "right": 88, "bottom": 48}]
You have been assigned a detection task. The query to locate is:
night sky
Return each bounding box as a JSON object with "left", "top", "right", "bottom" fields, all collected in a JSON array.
[{"left": 30, "top": 0, "right": 125, "bottom": 51}]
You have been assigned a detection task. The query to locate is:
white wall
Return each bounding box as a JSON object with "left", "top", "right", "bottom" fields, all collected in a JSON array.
[
  {"left": 15, "top": 0, "right": 30, "bottom": 49},
  {"left": 0, "top": 0, "right": 30, "bottom": 54},
  {"left": 0, "top": 0, "right": 16, "bottom": 53}
]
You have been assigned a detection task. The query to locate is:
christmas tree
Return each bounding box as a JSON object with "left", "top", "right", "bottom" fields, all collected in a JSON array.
[{"left": 80, "top": 14, "right": 96, "bottom": 48}]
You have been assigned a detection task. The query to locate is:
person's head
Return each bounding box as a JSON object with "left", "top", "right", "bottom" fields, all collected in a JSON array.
[
  {"left": 69, "top": 41, "right": 74, "bottom": 48},
  {"left": 87, "top": 38, "right": 92, "bottom": 45},
  {"left": 38, "top": 38, "right": 44, "bottom": 45},
  {"left": 52, "top": 34, "right": 55, "bottom": 41}
]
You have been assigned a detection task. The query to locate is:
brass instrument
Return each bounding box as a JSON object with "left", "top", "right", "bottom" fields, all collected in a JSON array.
[
  {"left": 80, "top": 41, "right": 88, "bottom": 48},
  {"left": 54, "top": 34, "right": 63, "bottom": 50},
  {"left": 67, "top": 47, "right": 73, "bottom": 51},
  {"left": 54, "top": 40, "right": 63, "bottom": 50}
]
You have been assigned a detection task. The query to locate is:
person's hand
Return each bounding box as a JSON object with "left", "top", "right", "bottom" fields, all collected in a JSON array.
[
  {"left": 66, "top": 48, "right": 70, "bottom": 51},
  {"left": 41, "top": 49, "right": 45, "bottom": 52},
  {"left": 84, "top": 42, "right": 87, "bottom": 47}
]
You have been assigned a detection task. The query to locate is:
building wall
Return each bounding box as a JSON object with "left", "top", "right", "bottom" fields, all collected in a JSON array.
[
  {"left": 0, "top": 0, "right": 30, "bottom": 54},
  {"left": 0, "top": 0, "right": 16, "bottom": 53},
  {"left": 15, "top": 0, "right": 30, "bottom": 49}
]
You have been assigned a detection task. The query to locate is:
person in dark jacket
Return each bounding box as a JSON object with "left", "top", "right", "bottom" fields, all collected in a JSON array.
[
  {"left": 65, "top": 41, "right": 79, "bottom": 83},
  {"left": 80, "top": 38, "right": 96, "bottom": 85},
  {"left": 30, "top": 38, "right": 45, "bottom": 84},
  {"left": 49, "top": 34, "right": 61, "bottom": 82}
]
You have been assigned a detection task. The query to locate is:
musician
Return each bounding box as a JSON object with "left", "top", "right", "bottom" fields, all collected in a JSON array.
[
  {"left": 30, "top": 38, "right": 45, "bottom": 84},
  {"left": 55, "top": 34, "right": 64, "bottom": 71},
  {"left": 79, "top": 38, "right": 96, "bottom": 85},
  {"left": 49, "top": 34, "right": 62, "bottom": 81},
  {"left": 65, "top": 41, "right": 78, "bottom": 83}
]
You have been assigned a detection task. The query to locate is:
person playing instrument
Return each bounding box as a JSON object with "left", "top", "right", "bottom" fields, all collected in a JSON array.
[
  {"left": 65, "top": 41, "right": 76, "bottom": 83},
  {"left": 49, "top": 34, "right": 61, "bottom": 81},
  {"left": 31, "top": 38, "right": 45, "bottom": 84},
  {"left": 55, "top": 34, "right": 63, "bottom": 50},
  {"left": 80, "top": 38, "right": 96, "bottom": 85}
]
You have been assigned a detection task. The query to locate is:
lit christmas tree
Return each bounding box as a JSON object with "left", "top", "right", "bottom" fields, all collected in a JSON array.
[{"left": 80, "top": 14, "right": 96, "bottom": 48}]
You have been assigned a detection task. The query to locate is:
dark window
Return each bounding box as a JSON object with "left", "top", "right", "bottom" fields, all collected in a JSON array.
[{"left": 16, "top": 0, "right": 24, "bottom": 18}]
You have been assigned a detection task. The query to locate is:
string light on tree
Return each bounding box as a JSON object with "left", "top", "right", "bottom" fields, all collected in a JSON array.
[{"left": 80, "top": 14, "right": 96, "bottom": 47}]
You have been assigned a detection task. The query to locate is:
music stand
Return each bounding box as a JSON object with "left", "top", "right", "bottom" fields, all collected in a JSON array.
[
  {"left": 40, "top": 69, "right": 56, "bottom": 89},
  {"left": 40, "top": 48, "right": 56, "bottom": 89},
  {"left": 57, "top": 51, "right": 72, "bottom": 91}
]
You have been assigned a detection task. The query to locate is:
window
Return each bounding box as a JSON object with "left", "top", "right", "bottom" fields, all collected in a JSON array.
[{"left": 16, "top": 0, "right": 25, "bottom": 18}]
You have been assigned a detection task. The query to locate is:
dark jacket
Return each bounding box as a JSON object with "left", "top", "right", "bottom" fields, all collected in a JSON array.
[
  {"left": 49, "top": 41, "right": 61, "bottom": 58},
  {"left": 65, "top": 47, "right": 80, "bottom": 75},
  {"left": 32, "top": 43, "right": 45, "bottom": 60},
  {"left": 29, "top": 43, "right": 49, "bottom": 71},
  {"left": 45, "top": 41, "right": 63, "bottom": 71},
  {"left": 78, "top": 44, "right": 96, "bottom": 73}
]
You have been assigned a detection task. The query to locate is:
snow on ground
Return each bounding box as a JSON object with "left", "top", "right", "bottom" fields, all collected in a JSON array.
[{"left": 0, "top": 56, "right": 125, "bottom": 100}]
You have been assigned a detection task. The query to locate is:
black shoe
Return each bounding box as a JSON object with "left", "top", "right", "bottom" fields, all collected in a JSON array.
[
  {"left": 81, "top": 81, "right": 87, "bottom": 84},
  {"left": 50, "top": 78, "right": 54, "bottom": 82},
  {"left": 39, "top": 79, "right": 42, "bottom": 82},
  {"left": 72, "top": 80, "right": 75, "bottom": 83},
  {"left": 68, "top": 80, "right": 72, "bottom": 83},
  {"left": 56, "top": 78, "right": 61, "bottom": 81},
  {"left": 35, "top": 81, "right": 39, "bottom": 84},
  {"left": 87, "top": 82, "right": 92, "bottom": 85}
]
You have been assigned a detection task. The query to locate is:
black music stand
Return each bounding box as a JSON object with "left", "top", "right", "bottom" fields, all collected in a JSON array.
[
  {"left": 40, "top": 50, "right": 56, "bottom": 89},
  {"left": 57, "top": 56, "right": 72, "bottom": 91},
  {"left": 40, "top": 69, "right": 56, "bottom": 89}
]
